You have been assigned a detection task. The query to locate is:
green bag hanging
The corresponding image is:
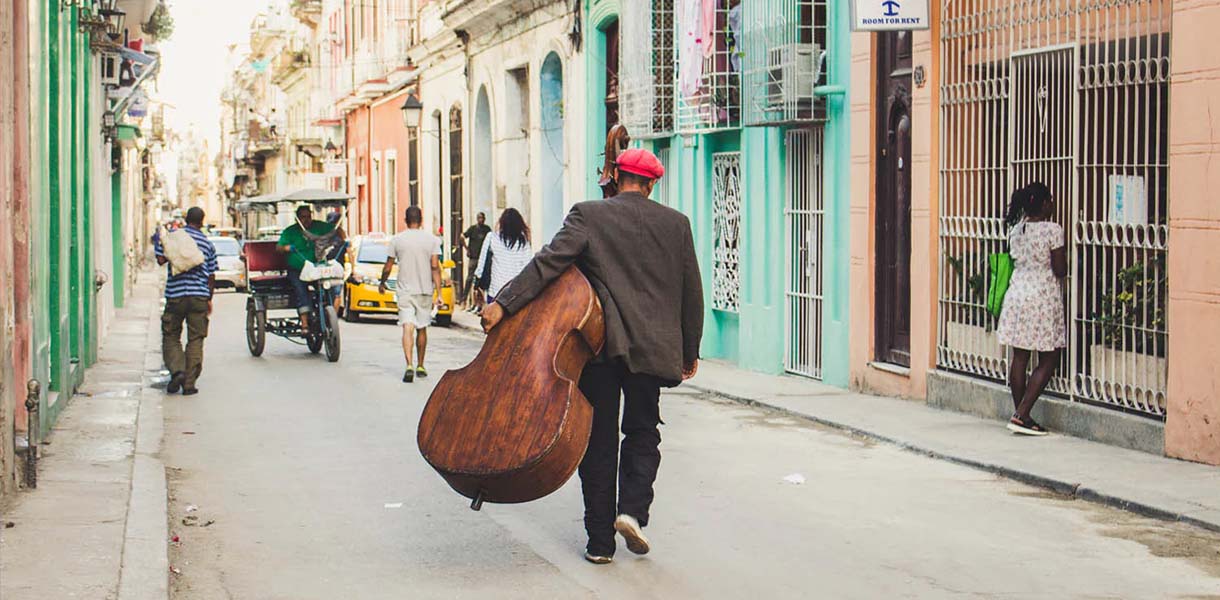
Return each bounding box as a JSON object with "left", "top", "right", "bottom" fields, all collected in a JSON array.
[{"left": 986, "top": 252, "right": 1014, "bottom": 317}]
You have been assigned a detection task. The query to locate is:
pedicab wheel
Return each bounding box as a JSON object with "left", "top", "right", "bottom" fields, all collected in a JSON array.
[
  {"left": 307, "top": 332, "right": 324, "bottom": 354},
  {"left": 323, "top": 306, "right": 341, "bottom": 362},
  {"left": 434, "top": 313, "right": 452, "bottom": 327},
  {"left": 246, "top": 308, "right": 266, "bottom": 357}
]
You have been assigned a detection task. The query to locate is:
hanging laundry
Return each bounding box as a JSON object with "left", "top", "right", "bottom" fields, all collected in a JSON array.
[
  {"left": 701, "top": 0, "right": 717, "bottom": 57},
  {"left": 679, "top": 0, "right": 706, "bottom": 98}
]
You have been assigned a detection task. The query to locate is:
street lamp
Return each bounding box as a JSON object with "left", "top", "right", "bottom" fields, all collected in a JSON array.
[
  {"left": 98, "top": 0, "right": 125, "bottom": 39},
  {"left": 400, "top": 93, "right": 422, "bottom": 129}
]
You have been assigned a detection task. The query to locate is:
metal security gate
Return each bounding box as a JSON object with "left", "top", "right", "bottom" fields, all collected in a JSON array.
[
  {"left": 939, "top": 0, "right": 1171, "bottom": 417},
  {"left": 1009, "top": 46, "right": 1076, "bottom": 394},
  {"left": 784, "top": 128, "right": 824, "bottom": 379}
]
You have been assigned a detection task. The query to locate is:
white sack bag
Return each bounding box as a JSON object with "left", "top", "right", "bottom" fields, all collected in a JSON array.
[{"left": 163, "top": 228, "right": 206, "bottom": 276}]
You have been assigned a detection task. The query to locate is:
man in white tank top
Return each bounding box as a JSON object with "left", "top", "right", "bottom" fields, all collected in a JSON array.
[{"left": 379, "top": 206, "right": 442, "bottom": 383}]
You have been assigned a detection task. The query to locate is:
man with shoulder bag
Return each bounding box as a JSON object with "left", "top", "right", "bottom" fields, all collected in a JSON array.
[{"left": 155, "top": 207, "right": 218, "bottom": 396}]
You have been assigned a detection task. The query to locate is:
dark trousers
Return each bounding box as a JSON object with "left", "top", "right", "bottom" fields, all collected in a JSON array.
[
  {"left": 162, "top": 297, "right": 210, "bottom": 387},
  {"left": 577, "top": 361, "right": 663, "bottom": 556},
  {"left": 286, "top": 268, "right": 311, "bottom": 313}
]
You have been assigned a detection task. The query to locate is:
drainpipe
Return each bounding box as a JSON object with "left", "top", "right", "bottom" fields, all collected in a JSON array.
[
  {"left": 24, "top": 380, "right": 40, "bottom": 488},
  {"left": 368, "top": 98, "right": 373, "bottom": 233},
  {"left": 458, "top": 28, "right": 472, "bottom": 279}
]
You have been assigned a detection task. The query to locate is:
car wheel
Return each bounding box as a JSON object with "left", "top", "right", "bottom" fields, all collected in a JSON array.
[{"left": 343, "top": 289, "right": 359, "bottom": 322}]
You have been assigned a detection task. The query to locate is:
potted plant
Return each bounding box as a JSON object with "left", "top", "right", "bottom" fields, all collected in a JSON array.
[
  {"left": 142, "top": 2, "right": 174, "bottom": 42},
  {"left": 1088, "top": 256, "right": 1168, "bottom": 409}
]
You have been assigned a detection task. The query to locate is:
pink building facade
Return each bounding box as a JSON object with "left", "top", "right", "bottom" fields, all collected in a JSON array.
[
  {"left": 849, "top": 0, "right": 1220, "bottom": 465},
  {"left": 1165, "top": 0, "right": 1220, "bottom": 464}
]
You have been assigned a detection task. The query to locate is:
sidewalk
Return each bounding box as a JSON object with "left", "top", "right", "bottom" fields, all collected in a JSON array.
[
  {"left": 685, "top": 361, "right": 1220, "bottom": 533},
  {"left": 449, "top": 310, "right": 1220, "bottom": 532},
  {"left": 0, "top": 271, "right": 168, "bottom": 599}
]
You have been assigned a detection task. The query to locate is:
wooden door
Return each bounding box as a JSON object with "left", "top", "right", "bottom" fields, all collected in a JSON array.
[{"left": 875, "top": 31, "right": 913, "bottom": 367}]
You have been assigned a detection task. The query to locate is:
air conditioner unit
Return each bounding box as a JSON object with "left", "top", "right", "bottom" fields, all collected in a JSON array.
[
  {"left": 764, "top": 43, "right": 823, "bottom": 113},
  {"left": 101, "top": 52, "right": 121, "bottom": 86}
]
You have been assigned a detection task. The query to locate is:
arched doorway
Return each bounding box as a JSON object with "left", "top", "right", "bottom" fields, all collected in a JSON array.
[
  {"left": 473, "top": 86, "right": 493, "bottom": 223},
  {"left": 540, "top": 53, "right": 565, "bottom": 241}
]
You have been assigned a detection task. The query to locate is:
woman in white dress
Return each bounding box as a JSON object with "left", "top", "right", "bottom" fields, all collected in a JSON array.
[
  {"left": 996, "top": 182, "right": 1067, "bottom": 436},
  {"left": 476, "top": 208, "right": 534, "bottom": 303}
]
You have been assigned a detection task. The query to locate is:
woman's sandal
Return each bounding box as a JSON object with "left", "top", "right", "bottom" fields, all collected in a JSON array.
[{"left": 1007, "top": 413, "right": 1049, "bottom": 436}]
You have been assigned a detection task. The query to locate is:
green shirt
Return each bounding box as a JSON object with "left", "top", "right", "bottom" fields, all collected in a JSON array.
[{"left": 278, "top": 221, "right": 336, "bottom": 271}]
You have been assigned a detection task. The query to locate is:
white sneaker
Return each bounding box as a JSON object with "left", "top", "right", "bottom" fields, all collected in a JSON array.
[{"left": 614, "top": 514, "right": 650, "bottom": 555}]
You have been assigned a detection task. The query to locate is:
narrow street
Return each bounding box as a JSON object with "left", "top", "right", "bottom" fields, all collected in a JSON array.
[{"left": 162, "top": 293, "right": 1220, "bottom": 599}]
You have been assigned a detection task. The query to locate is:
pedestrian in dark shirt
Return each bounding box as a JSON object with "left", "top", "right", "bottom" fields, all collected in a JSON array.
[
  {"left": 155, "top": 207, "right": 218, "bottom": 396},
  {"left": 460, "top": 212, "right": 492, "bottom": 312},
  {"left": 482, "top": 148, "right": 704, "bottom": 565}
]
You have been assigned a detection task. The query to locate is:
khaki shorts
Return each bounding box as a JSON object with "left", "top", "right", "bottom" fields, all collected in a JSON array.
[{"left": 397, "top": 293, "right": 433, "bottom": 329}]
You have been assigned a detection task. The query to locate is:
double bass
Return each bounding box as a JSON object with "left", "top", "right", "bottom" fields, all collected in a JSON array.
[
  {"left": 597, "top": 124, "right": 631, "bottom": 199},
  {"left": 417, "top": 267, "right": 605, "bottom": 510}
]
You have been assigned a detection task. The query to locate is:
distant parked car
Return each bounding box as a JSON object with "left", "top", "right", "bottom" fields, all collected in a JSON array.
[
  {"left": 209, "top": 236, "right": 247, "bottom": 292},
  {"left": 209, "top": 226, "right": 243, "bottom": 240}
]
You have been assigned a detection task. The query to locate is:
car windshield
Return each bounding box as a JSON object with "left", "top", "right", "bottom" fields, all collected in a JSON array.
[
  {"left": 212, "top": 238, "right": 242, "bottom": 256},
  {"left": 358, "top": 243, "right": 391, "bottom": 264}
]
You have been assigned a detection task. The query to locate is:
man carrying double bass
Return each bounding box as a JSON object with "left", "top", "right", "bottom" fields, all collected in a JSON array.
[{"left": 482, "top": 148, "right": 704, "bottom": 565}]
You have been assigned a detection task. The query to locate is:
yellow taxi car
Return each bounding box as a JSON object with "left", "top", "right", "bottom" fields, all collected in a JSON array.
[{"left": 339, "top": 234, "right": 457, "bottom": 326}]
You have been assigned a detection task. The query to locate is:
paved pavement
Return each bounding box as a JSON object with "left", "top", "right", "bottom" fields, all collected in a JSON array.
[
  {"left": 154, "top": 295, "right": 1220, "bottom": 599},
  {"left": 4, "top": 290, "right": 1220, "bottom": 599},
  {"left": 453, "top": 310, "right": 1220, "bottom": 534},
  {"left": 679, "top": 361, "right": 1220, "bottom": 534},
  {"left": 0, "top": 271, "right": 168, "bottom": 600}
]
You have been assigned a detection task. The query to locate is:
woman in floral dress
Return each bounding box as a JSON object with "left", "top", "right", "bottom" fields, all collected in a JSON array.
[{"left": 997, "top": 182, "right": 1067, "bottom": 435}]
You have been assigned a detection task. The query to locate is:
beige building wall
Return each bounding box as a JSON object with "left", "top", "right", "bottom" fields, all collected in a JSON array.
[
  {"left": 847, "top": 11, "right": 941, "bottom": 400},
  {"left": 1165, "top": 0, "right": 1220, "bottom": 465}
]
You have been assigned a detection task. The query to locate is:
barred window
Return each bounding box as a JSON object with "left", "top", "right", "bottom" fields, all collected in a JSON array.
[{"left": 619, "top": 0, "right": 675, "bottom": 138}]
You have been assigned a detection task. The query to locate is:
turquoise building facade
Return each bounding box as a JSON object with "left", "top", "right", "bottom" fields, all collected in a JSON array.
[{"left": 582, "top": 0, "right": 851, "bottom": 386}]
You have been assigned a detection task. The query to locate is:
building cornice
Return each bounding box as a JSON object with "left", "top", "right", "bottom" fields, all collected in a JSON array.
[{"left": 441, "top": 0, "right": 556, "bottom": 39}]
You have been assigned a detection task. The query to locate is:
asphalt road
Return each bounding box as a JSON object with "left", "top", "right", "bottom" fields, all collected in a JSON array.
[{"left": 163, "top": 292, "right": 1220, "bottom": 599}]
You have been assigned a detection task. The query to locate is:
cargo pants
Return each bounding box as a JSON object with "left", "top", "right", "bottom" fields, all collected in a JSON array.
[{"left": 162, "top": 296, "right": 211, "bottom": 388}]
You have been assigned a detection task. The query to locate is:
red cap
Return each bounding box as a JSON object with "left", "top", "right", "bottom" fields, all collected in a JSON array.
[{"left": 615, "top": 148, "right": 665, "bottom": 180}]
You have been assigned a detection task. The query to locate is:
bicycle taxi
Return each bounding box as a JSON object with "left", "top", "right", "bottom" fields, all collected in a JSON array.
[{"left": 239, "top": 189, "right": 351, "bottom": 362}]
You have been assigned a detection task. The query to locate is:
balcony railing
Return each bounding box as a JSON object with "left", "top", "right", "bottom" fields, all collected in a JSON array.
[
  {"left": 271, "top": 49, "right": 311, "bottom": 85},
  {"left": 676, "top": 0, "right": 742, "bottom": 133},
  {"left": 290, "top": 0, "right": 322, "bottom": 26},
  {"left": 742, "top": 0, "right": 827, "bottom": 126}
]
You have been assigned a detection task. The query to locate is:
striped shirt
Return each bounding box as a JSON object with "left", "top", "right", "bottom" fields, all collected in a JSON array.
[
  {"left": 154, "top": 226, "right": 218, "bottom": 299},
  {"left": 476, "top": 232, "right": 534, "bottom": 298}
]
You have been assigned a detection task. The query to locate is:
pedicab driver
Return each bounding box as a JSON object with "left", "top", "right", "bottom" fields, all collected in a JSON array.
[{"left": 278, "top": 205, "right": 344, "bottom": 334}]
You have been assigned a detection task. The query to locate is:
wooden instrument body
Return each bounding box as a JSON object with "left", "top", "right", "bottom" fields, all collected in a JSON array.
[{"left": 418, "top": 267, "right": 605, "bottom": 505}]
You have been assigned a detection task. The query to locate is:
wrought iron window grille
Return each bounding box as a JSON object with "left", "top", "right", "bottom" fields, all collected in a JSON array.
[{"left": 620, "top": 0, "right": 676, "bottom": 139}]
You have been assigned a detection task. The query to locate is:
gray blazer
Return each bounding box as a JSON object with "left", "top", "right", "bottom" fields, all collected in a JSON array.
[{"left": 495, "top": 192, "right": 705, "bottom": 385}]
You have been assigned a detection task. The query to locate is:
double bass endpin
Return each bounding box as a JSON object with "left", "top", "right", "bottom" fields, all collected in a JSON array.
[{"left": 470, "top": 491, "right": 485, "bottom": 512}]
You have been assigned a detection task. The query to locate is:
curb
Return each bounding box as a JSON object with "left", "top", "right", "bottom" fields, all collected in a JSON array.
[
  {"left": 687, "top": 383, "right": 1220, "bottom": 534},
  {"left": 117, "top": 280, "right": 170, "bottom": 600}
]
